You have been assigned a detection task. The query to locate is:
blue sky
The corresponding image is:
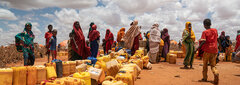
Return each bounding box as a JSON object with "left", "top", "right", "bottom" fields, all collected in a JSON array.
[{"left": 0, "top": 0, "right": 239, "bottom": 46}]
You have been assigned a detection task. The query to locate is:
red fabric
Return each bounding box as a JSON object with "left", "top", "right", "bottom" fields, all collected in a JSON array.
[
  {"left": 201, "top": 28, "right": 218, "bottom": 53},
  {"left": 235, "top": 35, "right": 240, "bottom": 52},
  {"left": 131, "top": 34, "right": 140, "bottom": 55},
  {"left": 139, "top": 33, "right": 143, "bottom": 40},
  {"left": 89, "top": 25, "right": 100, "bottom": 42},
  {"left": 105, "top": 29, "right": 114, "bottom": 53},
  {"left": 198, "top": 41, "right": 204, "bottom": 57},
  {"left": 45, "top": 32, "right": 52, "bottom": 47},
  {"left": 50, "top": 50, "right": 56, "bottom": 60},
  {"left": 71, "top": 21, "right": 91, "bottom": 59}
]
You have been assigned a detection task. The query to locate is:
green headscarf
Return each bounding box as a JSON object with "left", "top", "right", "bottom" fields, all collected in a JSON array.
[{"left": 87, "top": 22, "right": 95, "bottom": 38}]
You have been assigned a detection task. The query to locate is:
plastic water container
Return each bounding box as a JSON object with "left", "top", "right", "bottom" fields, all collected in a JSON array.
[
  {"left": 62, "top": 61, "right": 70, "bottom": 76},
  {"left": 27, "top": 66, "right": 37, "bottom": 85},
  {"left": 12, "top": 67, "right": 27, "bottom": 85},
  {"left": 0, "top": 68, "right": 13, "bottom": 85},
  {"left": 88, "top": 67, "right": 105, "bottom": 83},
  {"left": 76, "top": 64, "right": 87, "bottom": 72},
  {"left": 68, "top": 61, "right": 77, "bottom": 74},
  {"left": 73, "top": 72, "right": 91, "bottom": 85},
  {"left": 46, "top": 66, "right": 57, "bottom": 79},
  {"left": 36, "top": 65, "right": 46, "bottom": 84},
  {"left": 115, "top": 71, "right": 134, "bottom": 85}
]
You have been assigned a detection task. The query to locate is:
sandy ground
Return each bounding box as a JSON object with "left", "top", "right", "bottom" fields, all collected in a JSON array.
[
  {"left": 7, "top": 56, "right": 240, "bottom": 85},
  {"left": 135, "top": 59, "right": 240, "bottom": 85}
]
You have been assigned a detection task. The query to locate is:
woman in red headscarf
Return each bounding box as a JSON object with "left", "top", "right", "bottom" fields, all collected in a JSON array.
[
  {"left": 105, "top": 29, "right": 114, "bottom": 54},
  {"left": 70, "top": 21, "right": 91, "bottom": 60},
  {"left": 89, "top": 25, "right": 100, "bottom": 58}
]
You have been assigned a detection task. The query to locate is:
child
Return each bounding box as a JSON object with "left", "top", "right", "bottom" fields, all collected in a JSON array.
[
  {"left": 223, "top": 36, "right": 232, "bottom": 61},
  {"left": 48, "top": 29, "right": 57, "bottom": 60},
  {"left": 45, "top": 25, "right": 53, "bottom": 62},
  {"left": 196, "top": 19, "right": 219, "bottom": 84},
  {"left": 102, "top": 39, "right": 106, "bottom": 54}
]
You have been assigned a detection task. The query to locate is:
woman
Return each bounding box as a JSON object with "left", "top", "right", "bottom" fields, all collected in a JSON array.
[
  {"left": 218, "top": 31, "right": 226, "bottom": 52},
  {"left": 145, "top": 31, "right": 150, "bottom": 52},
  {"left": 105, "top": 29, "right": 114, "bottom": 54},
  {"left": 123, "top": 20, "right": 141, "bottom": 55},
  {"left": 117, "top": 27, "right": 125, "bottom": 47},
  {"left": 235, "top": 30, "right": 240, "bottom": 52},
  {"left": 149, "top": 23, "right": 161, "bottom": 63},
  {"left": 89, "top": 25, "right": 100, "bottom": 58},
  {"left": 70, "top": 21, "right": 91, "bottom": 60},
  {"left": 182, "top": 22, "right": 195, "bottom": 69},
  {"left": 223, "top": 36, "right": 232, "bottom": 61},
  {"left": 87, "top": 22, "right": 95, "bottom": 38},
  {"left": 15, "top": 22, "right": 35, "bottom": 66},
  {"left": 161, "top": 28, "right": 170, "bottom": 62}
]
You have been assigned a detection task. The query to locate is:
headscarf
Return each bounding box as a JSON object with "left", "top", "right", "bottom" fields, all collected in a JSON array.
[
  {"left": 182, "top": 22, "right": 195, "bottom": 41},
  {"left": 149, "top": 23, "right": 161, "bottom": 43},
  {"left": 71, "top": 21, "right": 91, "bottom": 59},
  {"left": 23, "top": 22, "right": 35, "bottom": 44},
  {"left": 123, "top": 20, "right": 141, "bottom": 49},
  {"left": 87, "top": 22, "right": 95, "bottom": 38},
  {"left": 105, "top": 29, "right": 114, "bottom": 53},
  {"left": 117, "top": 27, "right": 125, "bottom": 42},
  {"left": 237, "top": 30, "right": 240, "bottom": 35},
  {"left": 105, "top": 29, "right": 114, "bottom": 41},
  {"left": 15, "top": 22, "right": 35, "bottom": 52},
  {"left": 219, "top": 31, "right": 226, "bottom": 42},
  {"left": 147, "top": 32, "right": 150, "bottom": 39},
  {"left": 89, "top": 25, "right": 100, "bottom": 42}
]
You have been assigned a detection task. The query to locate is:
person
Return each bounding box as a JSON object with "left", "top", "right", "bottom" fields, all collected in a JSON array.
[
  {"left": 178, "top": 40, "right": 182, "bottom": 49},
  {"left": 105, "top": 29, "right": 114, "bottom": 54},
  {"left": 87, "top": 22, "right": 95, "bottom": 39},
  {"left": 222, "top": 36, "right": 232, "bottom": 61},
  {"left": 45, "top": 25, "right": 53, "bottom": 62},
  {"left": 117, "top": 27, "right": 125, "bottom": 47},
  {"left": 102, "top": 39, "right": 106, "bottom": 54},
  {"left": 196, "top": 19, "right": 219, "bottom": 84},
  {"left": 139, "top": 32, "right": 143, "bottom": 40},
  {"left": 218, "top": 31, "right": 226, "bottom": 52},
  {"left": 123, "top": 20, "right": 141, "bottom": 55},
  {"left": 149, "top": 23, "right": 161, "bottom": 63},
  {"left": 235, "top": 30, "right": 240, "bottom": 52},
  {"left": 161, "top": 28, "right": 170, "bottom": 62},
  {"left": 181, "top": 22, "right": 195, "bottom": 69},
  {"left": 15, "top": 22, "right": 35, "bottom": 66},
  {"left": 69, "top": 21, "right": 91, "bottom": 60},
  {"left": 48, "top": 29, "right": 57, "bottom": 60},
  {"left": 144, "top": 31, "right": 150, "bottom": 52},
  {"left": 89, "top": 24, "right": 100, "bottom": 58}
]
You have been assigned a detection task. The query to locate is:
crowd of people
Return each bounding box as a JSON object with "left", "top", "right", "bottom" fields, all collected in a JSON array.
[{"left": 15, "top": 18, "right": 240, "bottom": 85}]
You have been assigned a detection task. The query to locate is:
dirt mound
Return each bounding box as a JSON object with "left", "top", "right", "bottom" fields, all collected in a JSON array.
[{"left": 0, "top": 44, "right": 46, "bottom": 67}]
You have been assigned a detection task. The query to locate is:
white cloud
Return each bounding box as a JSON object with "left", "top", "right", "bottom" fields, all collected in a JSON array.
[
  {"left": 0, "top": 8, "right": 17, "bottom": 20},
  {"left": 0, "top": 28, "right": 2, "bottom": 32},
  {"left": 41, "top": 13, "right": 55, "bottom": 19},
  {"left": 1, "top": 0, "right": 240, "bottom": 45},
  {"left": 0, "top": 0, "right": 97, "bottom": 10}
]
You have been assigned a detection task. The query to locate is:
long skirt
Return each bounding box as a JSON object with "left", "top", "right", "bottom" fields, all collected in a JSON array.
[
  {"left": 183, "top": 42, "right": 195, "bottom": 66},
  {"left": 23, "top": 48, "right": 35, "bottom": 66},
  {"left": 90, "top": 40, "right": 99, "bottom": 58},
  {"left": 149, "top": 42, "right": 160, "bottom": 63},
  {"left": 162, "top": 42, "right": 169, "bottom": 60}
]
